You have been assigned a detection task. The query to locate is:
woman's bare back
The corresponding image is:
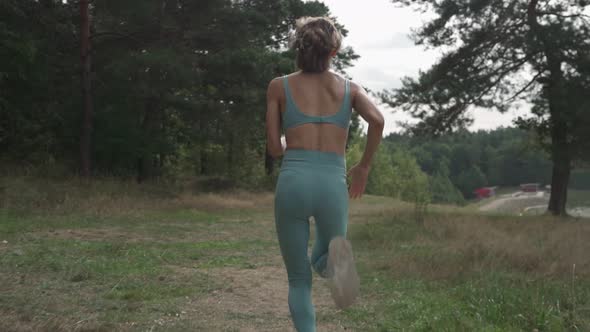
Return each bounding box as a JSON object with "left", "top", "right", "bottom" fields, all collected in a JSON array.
[{"left": 280, "top": 71, "right": 351, "bottom": 155}]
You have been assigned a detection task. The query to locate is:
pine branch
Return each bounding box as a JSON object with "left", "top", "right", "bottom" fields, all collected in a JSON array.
[{"left": 506, "top": 71, "right": 544, "bottom": 102}]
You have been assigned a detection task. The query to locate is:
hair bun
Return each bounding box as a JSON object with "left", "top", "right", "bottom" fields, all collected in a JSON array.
[{"left": 291, "top": 17, "right": 342, "bottom": 73}]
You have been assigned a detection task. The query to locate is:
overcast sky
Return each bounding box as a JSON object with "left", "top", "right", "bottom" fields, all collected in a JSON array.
[{"left": 319, "top": 0, "right": 528, "bottom": 134}]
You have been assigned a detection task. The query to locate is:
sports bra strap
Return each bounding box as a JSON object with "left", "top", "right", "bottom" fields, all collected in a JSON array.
[
  {"left": 282, "top": 76, "right": 298, "bottom": 111},
  {"left": 281, "top": 75, "right": 352, "bottom": 130}
]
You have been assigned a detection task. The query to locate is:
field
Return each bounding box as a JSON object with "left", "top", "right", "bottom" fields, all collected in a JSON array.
[
  {"left": 568, "top": 190, "right": 590, "bottom": 209},
  {"left": 477, "top": 188, "right": 590, "bottom": 218},
  {"left": 1, "top": 177, "right": 590, "bottom": 331}
]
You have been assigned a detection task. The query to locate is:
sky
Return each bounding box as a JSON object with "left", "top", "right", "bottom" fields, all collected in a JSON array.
[{"left": 318, "top": 0, "right": 529, "bottom": 134}]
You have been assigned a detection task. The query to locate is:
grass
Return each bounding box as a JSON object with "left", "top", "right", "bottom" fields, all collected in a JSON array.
[
  {"left": 344, "top": 209, "right": 590, "bottom": 331},
  {"left": 1, "top": 176, "right": 589, "bottom": 331},
  {"left": 568, "top": 190, "right": 590, "bottom": 208}
]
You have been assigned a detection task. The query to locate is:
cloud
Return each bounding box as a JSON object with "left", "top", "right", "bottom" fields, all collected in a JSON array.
[
  {"left": 320, "top": 0, "right": 526, "bottom": 133},
  {"left": 358, "top": 32, "right": 416, "bottom": 50},
  {"left": 348, "top": 47, "right": 439, "bottom": 91},
  {"left": 348, "top": 66, "right": 400, "bottom": 91}
]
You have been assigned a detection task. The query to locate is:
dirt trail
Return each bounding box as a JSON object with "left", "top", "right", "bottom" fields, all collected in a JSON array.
[
  {"left": 478, "top": 191, "right": 590, "bottom": 218},
  {"left": 191, "top": 266, "right": 349, "bottom": 331},
  {"left": 479, "top": 192, "right": 548, "bottom": 214}
]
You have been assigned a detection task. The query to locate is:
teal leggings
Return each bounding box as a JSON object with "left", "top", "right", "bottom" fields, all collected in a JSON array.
[{"left": 274, "top": 149, "right": 349, "bottom": 332}]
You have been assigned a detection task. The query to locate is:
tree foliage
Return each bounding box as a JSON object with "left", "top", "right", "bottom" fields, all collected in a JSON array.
[
  {"left": 385, "top": 127, "right": 554, "bottom": 201},
  {"left": 0, "top": 0, "right": 359, "bottom": 185},
  {"left": 383, "top": 0, "right": 590, "bottom": 215},
  {"left": 348, "top": 136, "right": 431, "bottom": 223}
]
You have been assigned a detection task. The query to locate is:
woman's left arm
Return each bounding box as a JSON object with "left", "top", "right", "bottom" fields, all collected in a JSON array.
[{"left": 266, "top": 78, "right": 284, "bottom": 159}]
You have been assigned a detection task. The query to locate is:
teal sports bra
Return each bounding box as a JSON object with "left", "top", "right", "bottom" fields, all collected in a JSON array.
[{"left": 282, "top": 75, "right": 352, "bottom": 130}]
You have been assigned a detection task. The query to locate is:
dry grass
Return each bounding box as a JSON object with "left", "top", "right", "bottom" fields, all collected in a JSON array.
[
  {"left": 358, "top": 212, "right": 590, "bottom": 281},
  {"left": 0, "top": 176, "right": 274, "bottom": 217},
  {"left": 176, "top": 191, "right": 275, "bottom": 212},
  {"left": 1, "top": 177, "right": 589, "bottom": 331},
  {"left": 438, "top": 215, "right": 590, "bottom": 277}
]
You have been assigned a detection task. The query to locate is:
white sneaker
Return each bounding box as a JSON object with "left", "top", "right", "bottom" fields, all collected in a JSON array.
[{"left": 326, "top": 236, "right": 360, "bottom": 309}]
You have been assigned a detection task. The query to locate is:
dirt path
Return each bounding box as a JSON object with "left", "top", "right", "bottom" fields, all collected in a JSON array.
[
  {"left": 568, "top": 207, "right": 590, "bottom": 218},
  {"left": 479, "top": 192, "right": 549, "bottom": 214},
  {"left": 478, "top": 191, "right": 590, "bottom": 218},
  {"left": 191, "top": 266, "right": 349, "bottom": 331}
]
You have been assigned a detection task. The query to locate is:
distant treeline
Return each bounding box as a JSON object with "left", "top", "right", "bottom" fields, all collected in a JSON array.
[{"left": 352, "top": 127, "right": 589, "bottom": 205}]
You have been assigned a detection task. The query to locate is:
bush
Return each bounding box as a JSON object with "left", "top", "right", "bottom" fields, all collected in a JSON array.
[
  {"left": 453, "top": 165, "right": 488, "bottom": 199},
  {"left": 430, "top": 172, "right": 465, "bottom": 205}
]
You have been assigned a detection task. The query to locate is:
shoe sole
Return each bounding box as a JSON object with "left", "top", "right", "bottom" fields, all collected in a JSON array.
[{"left": 327, "top": 236, "right": 360, "bottom": 309}]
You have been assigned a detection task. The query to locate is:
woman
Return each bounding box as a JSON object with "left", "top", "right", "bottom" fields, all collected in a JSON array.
[{"left": 266, "top": 16, "right": 384, "bottom": 332}]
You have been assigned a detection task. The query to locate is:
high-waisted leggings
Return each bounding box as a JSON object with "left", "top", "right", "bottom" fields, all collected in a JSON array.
[{"left": 274, "top": 149, "right": 349, "bottom": 332}]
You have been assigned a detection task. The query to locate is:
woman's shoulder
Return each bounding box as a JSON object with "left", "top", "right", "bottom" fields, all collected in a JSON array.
[
  {"left": 349, "top": 80, "right": 363, "bottom": 95},
  {"left": 267, "top": 74, "right": 294, "bottom": 99},
  {"left": 267, "top": 71, "right": 304, "bottom": 93},
  {"left": 329, "top": 71, "right": 360, "bottom": 88},
  {"left": 335, "top": 74, "right": 362, "bottom": 98},
  {"left": 267, "top": 72, "right": 292, "bottom": 89},
  {"left": 269, "top": 71, "right": 301, "bottom": 82}
]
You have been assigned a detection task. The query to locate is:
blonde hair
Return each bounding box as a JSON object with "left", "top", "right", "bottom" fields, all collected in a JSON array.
[{"left": 292, "top": 16, "right": 342, "bottom": 73}]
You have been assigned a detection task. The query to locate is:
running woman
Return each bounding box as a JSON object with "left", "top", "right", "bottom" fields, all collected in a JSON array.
[{"left": 266, "top": 16, "right": 384, "bottom": 332}]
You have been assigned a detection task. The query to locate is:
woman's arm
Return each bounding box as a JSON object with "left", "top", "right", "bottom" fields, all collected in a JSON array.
[
  {"left": 348, "top": 83, "right": 385, "bottom": 198},
  {"left": 353, "top": 84, "right": 384, "bottom": 168},
  {"left": 266, "top": 78, "right": 284, "bottom": 159}
]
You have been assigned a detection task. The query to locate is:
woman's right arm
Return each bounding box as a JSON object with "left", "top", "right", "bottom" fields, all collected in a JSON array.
[
  {"left": 348, "top": 83, "right": 385, "bottom": 198},
  {"left": 266, "top": 78, "right": 284, "bottom": 159}
]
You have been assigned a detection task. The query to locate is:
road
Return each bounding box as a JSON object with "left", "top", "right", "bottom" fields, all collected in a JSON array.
[{"left": 478, "top": 191, "right": 590, "bottom": 218}]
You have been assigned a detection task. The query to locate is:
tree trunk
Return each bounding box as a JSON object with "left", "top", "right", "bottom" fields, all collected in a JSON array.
[
  {"left": 200, "top": 151, "right": 208, "bottom": 175},
  {"left": 198, "top": 115, "right": 209, "bottom": 175},
  {"left": 137, "top": 99, "right": 159, "bottom": 183},
  {"left": 546, "top": 58, "right": 570, "bottom": 216},
  {"left": 548, "top": 155, "right": 570, "bottom": 216},
  {"left": 227, "top": 131, "right": 234, "bottom": 176},
  {"left": 547, "top": 116, "right": 571, "bottom": 216},
  {"left": 138, "top": 1, "right": 166, "bottom": 183},
  {"left": 527, "top": 0, "right": 572, "bottom": 216},
  {"left": 79, "top": 0, "right": 93, "bottom": 177}
]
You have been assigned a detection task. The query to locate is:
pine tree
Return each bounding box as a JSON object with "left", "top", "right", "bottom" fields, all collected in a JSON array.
[{"left": 384, "top": 0, "right": 590, "bottom": 215}]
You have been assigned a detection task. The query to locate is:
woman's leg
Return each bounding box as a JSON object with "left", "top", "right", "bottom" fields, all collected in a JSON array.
[
  {"left": 275, "top": 170, "right": 316, "bottom": 332},
  {"left": 310, "top": 176, "right": 359, "bottom": 309},
  {"left": 310, "top": 174, "right": 349, "bottom": 277}
]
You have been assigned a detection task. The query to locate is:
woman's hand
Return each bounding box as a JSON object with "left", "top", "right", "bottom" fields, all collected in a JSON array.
[
  {"left": 280, "top": 135, "right": 287, "bottom": 152},
  {"left": 347, "top": 164, "right": 370, "bottom": 199}
]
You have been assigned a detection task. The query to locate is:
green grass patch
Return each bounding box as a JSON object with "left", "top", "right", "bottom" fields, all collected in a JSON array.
[
  {"left": 2, "top": 238, "right": 272, "bottom": 278},
  {"left": 144, "top": 208, "right": 221, "bottom": 224},
  {"left": 339, "top": 270, "right": 589, "bottom": 331},
  {"left": 568, "top": 190, "right": 590, "bottom": 208},
  {"left": 0, "top": 208, "right": 233, "bottom": 242}
]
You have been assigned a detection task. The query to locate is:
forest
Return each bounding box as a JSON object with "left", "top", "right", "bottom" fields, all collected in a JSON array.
[
  {"left": 1, "top": 0, "right": 589, "bottom": 210},
  {"left": 1, "top": 0, "right": 357, "bottom": 181}
]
